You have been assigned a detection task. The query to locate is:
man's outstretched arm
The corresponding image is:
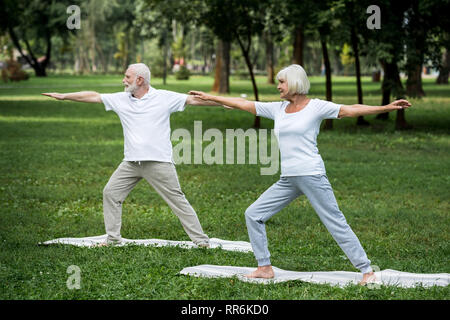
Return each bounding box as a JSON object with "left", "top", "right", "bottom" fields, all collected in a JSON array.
[{"left": 42, "top": 91, "right": 102, "bottom": 103}]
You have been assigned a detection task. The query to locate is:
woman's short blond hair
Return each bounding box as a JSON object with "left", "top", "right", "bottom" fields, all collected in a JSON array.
[{"left": 276, "top": 64, "right": 310, "bottom": 95}]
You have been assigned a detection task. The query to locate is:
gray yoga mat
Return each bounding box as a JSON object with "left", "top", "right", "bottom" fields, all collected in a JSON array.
[
  {"left": 40, "top": 234, "right": 253, "bottom": 253},
  {"left": 180, "top": 264, "right": 450, "bottom": 288}
]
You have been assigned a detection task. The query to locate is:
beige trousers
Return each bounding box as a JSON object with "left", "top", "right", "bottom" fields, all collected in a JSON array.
[{"left": 103, "top": 161, "right": 209, "bottom": 245}]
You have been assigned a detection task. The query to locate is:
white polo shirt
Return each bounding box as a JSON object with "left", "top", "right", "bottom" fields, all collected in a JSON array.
[
  {"left": 101, "top": 87, "right": 187, "bottom": 163},
  {"left": 255, "top": 98, "right": 341, "bottom": 177}
]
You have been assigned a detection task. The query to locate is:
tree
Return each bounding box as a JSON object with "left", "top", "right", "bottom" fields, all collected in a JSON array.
[
  {"left": 71, "top": 0, "right": 120, "bottom": 74},
  {"left": 201, "top": 0, "right": 267, "bottom": 128},
  {"left": 137, "top": 0, "right": 203, "bottom": 84},
  {"left": 280, "top": 0, "right": 316, "bottom": 67},
  {"left": 312, "top": 0, "right": 339, "bottom": 130},
  {"left": 366, "top": 1, "right": 409, "bottom": 129},
  {"left": 335, "top": 0, "right": 372, "bottom": 126},
  {"left": 0, "top": 0, "right": 72, "bottom": 76},
  {"left": 404, "top": 0, "right": 450, "bottom": 97},
  {"left": 262, "top": 0, "right": 285, "bottom": 84}
]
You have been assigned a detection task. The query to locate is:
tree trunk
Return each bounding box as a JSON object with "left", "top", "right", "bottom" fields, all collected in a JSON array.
[
  {"left": 236, "top": 34, "right": 260, "bottom": 128},
  {"left": 436, "top": 48, "right": 449, "bottom": 84},
  {"left": 406, "top": 64, "right": 425, "bottom": 98},
  {"left": 377, "top": 59, "right": 410, "bottom": 129},
  {"left": 377, "top": 66, "right": 391, "bottom": 120},
  {"left": 377, "top": 59, "right": 403, "bottom": 120},
  {"left": 212, "top": 40, "right": 230, "bottom": 93},
  {"left": 351, "top": 26, "right": 369, "bottom": 126},
  {"left": 89, "top": 17, "right": 97, "bottom": 72},
  {"left": 292, "top": 25, "right": 304, "bottom": 66},
  {"left": 264, "top": 31, "right": 275, "bottom": 84},
  {"left": 405, "top": 2, "right": 426, "bottom": 98},
  {"left": 162, "top": 30, "right": 168, "bottom": 85},
  {"left": 395, "top": 108, "right": 411, "bottom": 130},
  {"left": 320, "top": 38, "right": 333, "bottom": 130},
  {"left": 372, "top": 70, "right": 381, "bottom": 82}
]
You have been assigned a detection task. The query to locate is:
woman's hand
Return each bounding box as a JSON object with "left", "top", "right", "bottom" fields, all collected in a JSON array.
[
  {"left": 188, "top": 90, "right": 212, "bottom": 101},
  {"left": 189, "top": 91, "right": 234, "bottom": 110},
  {"left": 188, "top": 91, "right": 256, "bottom": 114},
  {"left": 387, "top": 99, "right": 412, "bottom": 110},
  {"left": 339, "top": 99, "right": 412, "bottom": 118}
]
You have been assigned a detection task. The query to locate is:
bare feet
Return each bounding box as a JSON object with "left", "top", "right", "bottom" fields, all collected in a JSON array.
[
  {"left": 245, "top": 265, "right": 275, "bottom": 279},
  {"left": 197, "top": 243, "right": 210, "bottom": 248},
  {"left": 359, "top": 271, "right": 376, "bottom": 285},
  {"left": 93, "top": 242, "right": 108, "bottom": 247}
]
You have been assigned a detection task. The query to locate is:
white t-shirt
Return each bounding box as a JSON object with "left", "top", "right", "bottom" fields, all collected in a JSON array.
[
  {"left": 101, "top": 87, "right": 187, "bottom": 162},
  {"left": 255, "top": 98, "right": 341, "bottom": 177}
]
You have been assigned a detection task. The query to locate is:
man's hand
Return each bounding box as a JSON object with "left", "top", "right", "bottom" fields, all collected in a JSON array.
[{"left": 42, "top": 92, "right": 66, "bottom": 100}]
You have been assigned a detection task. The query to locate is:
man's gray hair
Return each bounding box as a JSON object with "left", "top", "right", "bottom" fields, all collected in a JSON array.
[{"left": 128, "top": 63, "right": 151, "bottom": 85}]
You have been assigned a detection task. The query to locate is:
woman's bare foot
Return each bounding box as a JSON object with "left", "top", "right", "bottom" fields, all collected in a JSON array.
[
  {"left": 359, "top": 271, "right": 376, "bottom": 285},
  {"left": 245, "top": 265, "right": 275, "bottom": 279},
  {"left": 93, "top": 242, "right": 108, "bottom": 247}
]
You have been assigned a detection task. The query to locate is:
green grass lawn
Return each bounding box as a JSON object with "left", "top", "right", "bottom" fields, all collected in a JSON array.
[{"left": 0, "top": 74, "right": 449, "bottom": 300}]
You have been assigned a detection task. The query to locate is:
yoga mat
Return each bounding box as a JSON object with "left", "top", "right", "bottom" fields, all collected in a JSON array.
[
  {"left": 40, "top": 234, "right": 253, "bottom": 253},
  {"left": 180, "top": 264, "right": 450, "bottom": 288}
]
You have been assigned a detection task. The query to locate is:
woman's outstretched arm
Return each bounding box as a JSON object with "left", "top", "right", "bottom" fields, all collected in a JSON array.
[
  {"left": 189, "top": 91, "right": 256, "bottom": 115},
  {"left": 338, "top": 99, "right": 411, "bottom": 118}
]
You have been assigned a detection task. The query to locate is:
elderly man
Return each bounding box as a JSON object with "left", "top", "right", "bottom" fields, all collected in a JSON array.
[{"left": 43, "top": 63, "right": 219, "bottom": 247}]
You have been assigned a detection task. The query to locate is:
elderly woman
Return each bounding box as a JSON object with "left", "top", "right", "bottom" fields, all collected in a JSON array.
[{"left": 189, "top": 64, "right": 411, "bottom": 285}]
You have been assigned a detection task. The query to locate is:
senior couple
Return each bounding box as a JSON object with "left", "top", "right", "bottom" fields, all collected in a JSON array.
[{"left": 43, "top": 63, "right": 411, "bottom": 285}]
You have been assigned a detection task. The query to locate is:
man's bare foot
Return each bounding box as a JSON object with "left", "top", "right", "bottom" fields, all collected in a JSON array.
[
  {"left": 245, "top": 265, "right": 275, "bottom": 279},
  {"left": 197, "top": 243, "right": 210, "bottom": 248},
  {"left": 359, "top": 271, "right": 376, "bottom": 285}
]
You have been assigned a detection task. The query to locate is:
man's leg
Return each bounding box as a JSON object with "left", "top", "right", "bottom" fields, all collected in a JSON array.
[
  {"left": 245, "top": 177, "right": 302, "bottom": 276},
  {"left": 290, "top": 175, "right": 373, "bottom": 274},
  {"left": 141, "top": 161, "right": 209, "bottom": 246},
  {"left": 103, "top": 161, "right": 141, "bottom": 244}
]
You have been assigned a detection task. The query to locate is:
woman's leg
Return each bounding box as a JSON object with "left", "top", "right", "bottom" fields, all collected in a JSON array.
[
  {"left": 290, "top": 175, "right": 373, "bottom": 274},
  {"left": 245, "top": 177, "right": 302, "bottom": 268}
]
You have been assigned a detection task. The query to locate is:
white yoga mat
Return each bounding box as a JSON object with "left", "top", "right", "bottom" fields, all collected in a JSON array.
[
  {"left": 40, "top": 234, "right": 253, "bottom": 253},
  {"left": 180, "top": 264, "right": 450, "bottom": 288}
]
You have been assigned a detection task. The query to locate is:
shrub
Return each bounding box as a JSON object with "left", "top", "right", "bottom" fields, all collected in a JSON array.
[
  {"left": 175, "top": 65, "right": 190, "bottom": 80},
  {"left": 1, "top": 60, "right": 29, "bottom": 82}
]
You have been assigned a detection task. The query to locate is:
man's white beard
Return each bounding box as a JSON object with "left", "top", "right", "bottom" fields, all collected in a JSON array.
[{"left": 124, "top": 79, "right": 138, "bottom": 94}]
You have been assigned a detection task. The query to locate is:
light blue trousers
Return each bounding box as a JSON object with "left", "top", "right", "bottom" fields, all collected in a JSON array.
[{"left": 245, "top": 175, "right": 372, "bottom": 274}]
